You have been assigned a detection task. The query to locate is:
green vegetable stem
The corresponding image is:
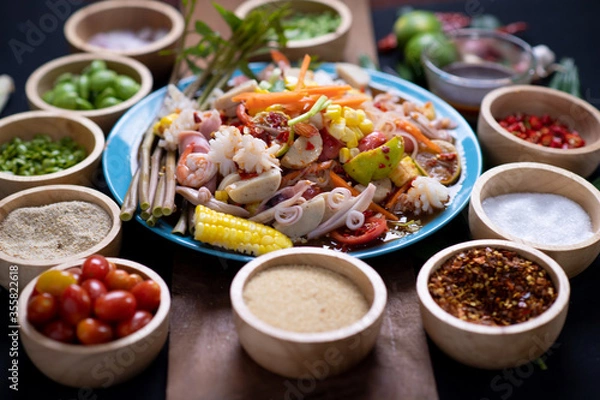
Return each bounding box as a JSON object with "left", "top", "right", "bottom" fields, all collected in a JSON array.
[{"left": 548, "top": 57, "right": 581, "bottom": 98}]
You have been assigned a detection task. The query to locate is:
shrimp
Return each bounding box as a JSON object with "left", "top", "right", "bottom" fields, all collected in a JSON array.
[{"left": 176, "top": 142, "right": 218, "bottom": 189}]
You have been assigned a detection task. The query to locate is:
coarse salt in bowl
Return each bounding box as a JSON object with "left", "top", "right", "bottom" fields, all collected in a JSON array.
[
  {"left": 468, "top": 162, "right": 600, "bottom": 278},
  {"left": 230, "top": 247, "right": 387, "bottom": 378}
]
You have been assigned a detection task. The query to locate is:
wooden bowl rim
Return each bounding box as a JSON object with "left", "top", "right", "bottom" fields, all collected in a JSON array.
[
  {"left": 479, "top": 85, "right": 600, "bottom": 155},
  {"left": 234, "top": 0, "right": 352, "bottom": 48},
  {"left": 0, "top": 110, "right": 105, "bottom": 183},
  {"left": 416, "top": 239, "right": 570, "bottom": 335},
  {"left": 64, "top": 0, "right": 185, "bottom": 57},
  {"left": 470, "top": 162, "right": 600, "bottom": 251},
  {"left": 0, "top": 184, "right": 122, "bottom": 266},
  {"left": 230, "top": 247, "right": 387, "bottom": 343},
  {"left": 18, "top": 257, "right": 170, "bottom": 354},
  {"left": 25, "top": 52, "right": 153, "bottom": 118}
]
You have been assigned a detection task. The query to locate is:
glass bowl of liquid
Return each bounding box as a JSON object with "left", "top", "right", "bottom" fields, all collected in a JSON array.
[{"left": 421, "top": 29, "right": 535, "bottom": 123}]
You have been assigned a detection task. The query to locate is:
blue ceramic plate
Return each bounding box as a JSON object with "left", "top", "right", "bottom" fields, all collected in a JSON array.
[{"left": 103, "top": 63, "right": 482, "bottom": 262}]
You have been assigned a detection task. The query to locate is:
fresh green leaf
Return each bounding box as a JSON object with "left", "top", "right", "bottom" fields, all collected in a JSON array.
[
  {"left": 195, "top": 20, "right": 215, "bottom": 36},
  {"left": 214, "top": 3, "right": 242, "bottom": 32}
]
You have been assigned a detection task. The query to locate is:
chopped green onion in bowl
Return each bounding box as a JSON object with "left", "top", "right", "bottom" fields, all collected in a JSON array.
[{"left": 0, "top": 134, "right": 87, "bottom": 176}]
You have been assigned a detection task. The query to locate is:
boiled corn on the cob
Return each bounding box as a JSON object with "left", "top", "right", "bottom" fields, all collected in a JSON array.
[{"left": 193, "top": 205, "right": 293, "bottom": 256}]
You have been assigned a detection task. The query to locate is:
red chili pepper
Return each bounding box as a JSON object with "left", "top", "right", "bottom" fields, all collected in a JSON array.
[
  {"left": 377, "top": 33, "right": 397, "bottom": 52},
  {"left": 497, "top": 113, "right": 585, "bottom": 149}
]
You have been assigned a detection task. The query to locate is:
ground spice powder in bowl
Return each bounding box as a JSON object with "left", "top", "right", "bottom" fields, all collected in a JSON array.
[
  {"left": 230, "top": 247, "right": 387, "bottom": 378},
  {"left": 427, "top": 246, "right": 558, "bottom": 326},
  {"left": 0, "top": 201, "right": 112, "bottom": 260},
  {"left": 243, "top": 264, "right": 370, "bottom": 333}
]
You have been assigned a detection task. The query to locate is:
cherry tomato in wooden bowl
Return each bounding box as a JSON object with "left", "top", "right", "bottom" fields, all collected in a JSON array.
[{"left": 17, "top": 256, "right": 170, "bottom": 388}]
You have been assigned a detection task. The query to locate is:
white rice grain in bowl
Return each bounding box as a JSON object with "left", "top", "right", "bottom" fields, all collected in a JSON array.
[
  {"left": 230, "top": 247, "right": 387, "bottom": 379},
  {"left": 0, "top": 184, "right": 122, "bottom": 290}
]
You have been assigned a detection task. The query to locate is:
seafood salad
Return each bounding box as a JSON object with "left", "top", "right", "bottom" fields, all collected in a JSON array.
[{"left": 127, "top": 55, "right": 462, "bottom": 257}]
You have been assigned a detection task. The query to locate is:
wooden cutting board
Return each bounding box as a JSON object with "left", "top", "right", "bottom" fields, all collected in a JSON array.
[{"left": 166, "top": 249, "right": 439, "bottom": 400}]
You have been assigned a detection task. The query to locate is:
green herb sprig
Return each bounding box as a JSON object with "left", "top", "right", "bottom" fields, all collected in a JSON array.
[{"left": 180, "top": 2, "right": 290, "bottom": 109}]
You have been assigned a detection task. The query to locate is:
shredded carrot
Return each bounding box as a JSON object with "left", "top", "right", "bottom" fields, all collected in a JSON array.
[
  {"left": 231, "top": 91, "right": 306, "bottom": 113},
  {"left": 303, "top": 84, "right": 353, "bottom": 97},
  {"left": 270, "top": 49, "right": 290, "bottom": 69},
  {"left": 395, "top": 118, "right": 442, "bottom": 153},
  {"left": 329, "top": 170, "right": 399, "bottom": 221},
  {"left": 330, "top": 93, "right": 372, "bottom": 108},
  {"left": 384, "top": 179, "right": 414, "bottom": 210},
  {"left": 295, "top": 54, "right": 312, "bottom": 91}
]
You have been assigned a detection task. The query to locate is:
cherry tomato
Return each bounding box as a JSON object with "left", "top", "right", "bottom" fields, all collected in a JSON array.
[
  {"left": 59, "top": 284, "right": 92, "bottom": 326},
  {"left": 80, "top": 279, "right": 108, "bottom": 304},
  {"left": 131, "top": 280, "right": 161, "bottom": 312},
  {"left": 35, "top": 270, "right": 78, "bottom": 297},
  {"left": 81, "top": 254, "right": 111, "bottom": 281},
  {"left": 42, "top": 320, "right": 76, "bottom": 343},
  {"left": 66, "top": 267, "right": 83, "bottom": 284},
  {"left": 116, "top": 310, "right": 153, "bottom": 338},
  {"left": 127, "top": 273, "right": 144, "bottom": 290},
  {"left": 358, "top": 131, "right": 387, "bottom": 152},
  {"left": 104, "top": 269, "right": 131, "bottom": 291},
  {"left": 94, "top": 290, "right": 137, "bottom": 322},
  {"left": 76, "top": 318, "right": 114, "bottom": 345},
  {"left": 330, "top": 215, "right": 388, "bottom": 246},
  {"left": 27, "top": 293, "right": 58, "bottom": 326},
  {"left": 108, "top": 261, "right": 117, "bottom": 273}
]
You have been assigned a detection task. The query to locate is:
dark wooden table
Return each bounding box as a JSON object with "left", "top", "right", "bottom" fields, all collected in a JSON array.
[{"left": 1, "top": 1, "right": 600, "bottom": 399}]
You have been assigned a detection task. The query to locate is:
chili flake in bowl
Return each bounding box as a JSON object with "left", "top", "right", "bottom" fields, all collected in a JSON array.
[
  {"left": 416, "top": 239, "right": 570, "bottom": 370},
  {"left": 428, "top": 246, "right": 557, "bottom": 326}
]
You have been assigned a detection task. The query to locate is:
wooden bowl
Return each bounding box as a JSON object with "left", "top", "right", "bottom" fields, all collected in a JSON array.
[
  {"left": 230, "top": 247, "right": 387, "bottom": 378},
  {"left": 0, "top": 110, "right": 105, "bottom": 199},
  {"left": 416, "top": 239, "right": 570, "bottom": 369},
  {"left": 25, "top": 52, "right": 153, "bottom": 133},
  {"left": 0, "top": 184, "right": 122, "bottom": 290},
  {"left": 18, "top": 257, "right": 170, "bottom": 388},
  {"left": 478, "top": 85, "right": 600, "bottom": 177},
  {"left": 234, "top": 0, "right": 352, "bottom": 62},
  {"left": 468, "top": 162, "right": 600, "bottom": 277},
  {"left": 64, "top": 0, "right": 184, "bottom": 83}
]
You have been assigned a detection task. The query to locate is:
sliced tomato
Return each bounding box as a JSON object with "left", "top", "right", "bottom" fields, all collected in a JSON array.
[{"left": 330, "top": 215, "right": 388, "bottom": 246}]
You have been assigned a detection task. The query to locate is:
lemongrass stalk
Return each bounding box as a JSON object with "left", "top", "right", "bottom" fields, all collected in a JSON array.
[
  {"left": 162, "top": 149, "right": 177, "bottom": 216},
  {"left": 138, "top": 125, "right": 157, "bottom": 210},
  {"left": 148, "top": 145, "right": 164, "bottom": 210},
  {"left": 172, "top": 199, "right": 189, "bottom": 235},
  {"left": 120, "top": 169, "right": 141, "bottom": 221},
  {"left": 152, "top": 173, "right": 166, "bottom": 217},
  {"left": 146, "top": 214, "right": 159, "bottom": 227}
]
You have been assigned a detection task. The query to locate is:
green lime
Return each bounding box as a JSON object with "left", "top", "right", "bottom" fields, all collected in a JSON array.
[
  {"left": 404, "top": 31, "right": 456, "bottom": 73},
  {"left": 393, "top": 10, "right": 442, "bottom": 48}
]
